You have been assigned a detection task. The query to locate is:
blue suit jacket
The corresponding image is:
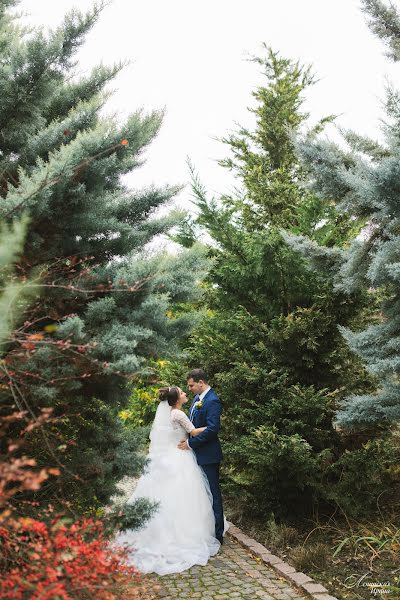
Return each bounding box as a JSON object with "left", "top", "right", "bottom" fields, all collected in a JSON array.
[{"left": 188, "top": 388, "right": 222, "bottom": 465}]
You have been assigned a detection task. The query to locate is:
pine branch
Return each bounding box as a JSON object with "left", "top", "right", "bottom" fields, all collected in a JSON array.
[
  {"left": 3, "top": 141, "right": 127, "bottom": 218},
  {"left": 362, "top": 0, "right": 400, "bottom": 61}
]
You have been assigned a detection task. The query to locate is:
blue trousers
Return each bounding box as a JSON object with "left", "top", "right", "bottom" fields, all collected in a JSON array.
[{"left": 201, "top": 463, "right": 224, "bottom": 542}]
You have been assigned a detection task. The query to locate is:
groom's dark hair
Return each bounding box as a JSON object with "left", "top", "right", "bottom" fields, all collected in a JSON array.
[{"left": 187, "top": 368, "right": 208, "bottom": 383}]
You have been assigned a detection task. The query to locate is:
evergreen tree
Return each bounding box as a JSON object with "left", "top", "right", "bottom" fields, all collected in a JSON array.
[
  {"left": 287, "top": 0, "right": 400, "bottom": 428},
  {"left": 0, "top": 1, "right": 206, "bottom": 515},
  {"left": 0, "top": 216, "right": 34, "bottom": 347},
  {"left": 182, "top": 48, "right": 382, "bottom": 517}
]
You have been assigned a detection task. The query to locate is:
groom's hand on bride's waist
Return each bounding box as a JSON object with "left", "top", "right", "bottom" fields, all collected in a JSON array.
[{"left": 177, "top": 440, "right": 190, "bottom": 450}]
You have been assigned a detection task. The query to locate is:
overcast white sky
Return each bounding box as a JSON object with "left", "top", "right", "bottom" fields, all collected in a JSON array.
[{"left": 19, "top": 0, "right": 400, "bottom": 209}]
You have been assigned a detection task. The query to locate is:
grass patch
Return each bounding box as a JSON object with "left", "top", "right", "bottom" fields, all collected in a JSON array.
[{"left": 225, "top": 499, "right": 400, "bottom": 599}]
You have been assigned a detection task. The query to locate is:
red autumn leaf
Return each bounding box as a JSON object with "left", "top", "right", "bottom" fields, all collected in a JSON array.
[
  {"left": 7, "top": 444, "right": 19, "bottom": 453},
  {"left": 26, "top": 333, "right": 44, "bottom": 341},
  {"left": 47, "top": 468, "right": 61, "bottom": 476},
  {"left": 21, "top": 342, "right": 35, "bottom": 350}
]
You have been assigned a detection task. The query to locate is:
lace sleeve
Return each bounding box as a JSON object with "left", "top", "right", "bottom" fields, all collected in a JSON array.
[{"left": 171, "top": 409, "right": 195, "bottom": 433}]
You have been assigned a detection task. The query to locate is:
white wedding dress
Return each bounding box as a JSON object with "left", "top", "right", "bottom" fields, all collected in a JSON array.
[{"left": 114, "top": 401, "right": 221, "bottom": 575}]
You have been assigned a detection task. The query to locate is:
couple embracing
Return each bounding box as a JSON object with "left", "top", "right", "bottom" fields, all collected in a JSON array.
[{"left": 115, "top": 369, "right": 227, "bottom": 575}]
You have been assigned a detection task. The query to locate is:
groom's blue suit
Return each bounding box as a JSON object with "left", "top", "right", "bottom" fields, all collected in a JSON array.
[{"left": 188, "top": 388, "right": 224, "bottom": 543}]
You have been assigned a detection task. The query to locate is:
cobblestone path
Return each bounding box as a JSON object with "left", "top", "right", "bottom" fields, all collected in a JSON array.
[{"left": 150, "top": 535, "right": 307, "bottom": 600}]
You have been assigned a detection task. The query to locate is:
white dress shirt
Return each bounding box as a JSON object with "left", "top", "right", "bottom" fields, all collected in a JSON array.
[
  {"left": 199, "top": 386, "right": 211, "bottom": 402},
  {"left": 187, "top": 386, "right": 211, "bottom": 448},
  {"left": 190, "top": 386, "right": 210, "bottom": 421}
]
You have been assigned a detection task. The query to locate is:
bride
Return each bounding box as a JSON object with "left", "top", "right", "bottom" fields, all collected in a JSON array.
[{"left": 114, "top": 386, "right": 222, "bottom": 575}]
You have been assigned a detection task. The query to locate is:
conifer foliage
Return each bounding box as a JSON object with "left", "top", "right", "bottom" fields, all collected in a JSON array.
[
  {"left": 288, "top": 0, "right": 400, "bottom": 428},
  {"left": 0, "top": 0, "right": 206, "bottom": 513},
  {"left": 183, "top": 48, "right": 388, "bottom": 516}
]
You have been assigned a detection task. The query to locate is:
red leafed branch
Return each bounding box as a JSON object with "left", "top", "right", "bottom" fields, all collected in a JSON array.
[
  {"left": 0, "top": 410, "right": 61, "bottom": 513},
  {"left": 0, "top": 414, "right": 157, "bottom": 599},
  {"left": 0, "top": 515, "right": 157, "bottom": 599}
]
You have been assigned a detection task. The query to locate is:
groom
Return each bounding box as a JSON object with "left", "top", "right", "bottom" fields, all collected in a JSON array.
[{"left": 178, "top": 368, "right": 224, "bottom": 544}]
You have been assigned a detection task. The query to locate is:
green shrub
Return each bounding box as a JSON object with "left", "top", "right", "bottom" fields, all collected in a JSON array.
[
  {"left": 120, "top": 359, "right": 189, "bottom": 428},
  {"left": 324, "top": 433, "right": 400, "bottom": 517}
]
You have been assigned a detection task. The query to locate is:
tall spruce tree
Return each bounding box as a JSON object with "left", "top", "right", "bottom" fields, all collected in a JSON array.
[
  {"left": 181, "top": 48, "right": 383, "bottom": 517},
  {"left": 0, "top": 1, "right": 206, "bottom": 514},
  {"left": 287, "top": 0, "right": 400, "bottom": 428}
]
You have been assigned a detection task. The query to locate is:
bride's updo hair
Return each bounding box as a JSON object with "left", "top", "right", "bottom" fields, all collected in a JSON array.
[{"left": 158, "top": 386, "right": 179, "bottom": 407}]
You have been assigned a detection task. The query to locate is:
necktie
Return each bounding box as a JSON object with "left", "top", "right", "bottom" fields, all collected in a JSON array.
[{"left": 190, "top": 395, "right": 199, "bottom": 422}]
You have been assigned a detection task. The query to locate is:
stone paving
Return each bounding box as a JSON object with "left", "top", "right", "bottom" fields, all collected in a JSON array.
[
  {"left": 113, "top": 477, "right": 336, "bottom": 600},
  {"left": 149, "top": 535, "right": 307, "bottom": 600}
]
